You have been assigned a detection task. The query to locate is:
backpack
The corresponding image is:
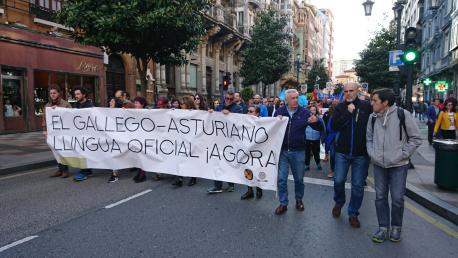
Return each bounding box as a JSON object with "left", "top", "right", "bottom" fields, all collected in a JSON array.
[{"left": 371, "top": 107, "right": 408, "bottom": 141}]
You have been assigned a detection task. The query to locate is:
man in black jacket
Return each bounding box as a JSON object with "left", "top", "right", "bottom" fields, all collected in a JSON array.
[
  {"left": 73, "top": 88, "right": 95, "bottom": 182},
  {"left": 330, "top": 82, "right": 372, "bottom": 228}
]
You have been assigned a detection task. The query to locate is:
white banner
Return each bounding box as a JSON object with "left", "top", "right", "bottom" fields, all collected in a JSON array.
[{"left": 46, "top": 107, "right": 288, "bottom": 191}]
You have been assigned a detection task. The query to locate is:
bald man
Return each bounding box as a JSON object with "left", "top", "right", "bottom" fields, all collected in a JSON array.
[{"left": 330, "top": 82, "right": 372, "bottom": 228}]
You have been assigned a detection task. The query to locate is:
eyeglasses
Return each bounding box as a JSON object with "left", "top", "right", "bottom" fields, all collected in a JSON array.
[
  {"left": 344, "top": 90, "right": 355, "bottom": 93},
  {"left": 225, "top": 97, "right": 234, "bottom": 101},
  {"left": 194, "top": 97, "right": 200, "bottom": 100}
]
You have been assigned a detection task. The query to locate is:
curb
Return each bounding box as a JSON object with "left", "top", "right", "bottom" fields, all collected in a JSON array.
[
  {"left": 0, "top": 160, "right": 56, "bottom": 176},
  {"left": 406, "top": 182, "right": 458, "bottom": 225}
]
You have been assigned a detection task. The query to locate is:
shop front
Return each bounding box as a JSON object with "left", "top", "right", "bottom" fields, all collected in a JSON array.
[{"left": 0, "top": 25, "right": 105, "bottom": 133}]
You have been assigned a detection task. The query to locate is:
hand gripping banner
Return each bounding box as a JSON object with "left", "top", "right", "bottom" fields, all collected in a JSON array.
[{"left": 46, "top": 107, "right": 288, "bottom": 191}]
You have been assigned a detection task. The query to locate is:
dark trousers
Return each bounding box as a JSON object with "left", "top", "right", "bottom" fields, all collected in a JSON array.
[
  {"left": 373, "top": 164, "right": 408, "bottom": 228},
  {"left": 305, "top": 140, "right": 321, "bottom": 166},
  {"left": 442, "top": 130, "right": 456, "bottom": 140},
  {"left": 427, "top": 123, "right": 435, "bottom": 144},
  {"left": 58, "top": 163, "right": 68, "bottom": 172},
  {"left": 214, "top": 181, "right": 234, "bottom": 189}
]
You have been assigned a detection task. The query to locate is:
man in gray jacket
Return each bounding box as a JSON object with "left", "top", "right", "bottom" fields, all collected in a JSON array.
[{"left": 366, "top": 88, "right": 422, "bottom": 243}]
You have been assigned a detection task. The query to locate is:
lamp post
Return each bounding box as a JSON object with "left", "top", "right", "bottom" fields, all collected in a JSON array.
[
  {"left": 295, "top": 53, "right": 302, "bottom": 83},
  {"left": 362, "top": 0, "right": 375, "bottom": 16},
  {"left": 393, "top": 0, "right": 404, "bottom": 106}
]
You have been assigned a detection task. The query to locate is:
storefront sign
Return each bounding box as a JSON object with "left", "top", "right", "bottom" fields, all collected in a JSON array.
[
  {"left": 78, "top": 61, "right": 98, "bottom": 73},
  {"left": 435, "top": 81, "right": 449, "bottom": 92}
]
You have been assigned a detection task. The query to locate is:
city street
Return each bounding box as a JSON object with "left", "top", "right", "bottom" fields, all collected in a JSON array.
[{"left": 0, "top": 166, "right": 457, "bottom": 257}]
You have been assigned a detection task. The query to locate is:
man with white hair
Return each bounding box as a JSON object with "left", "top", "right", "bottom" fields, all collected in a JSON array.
[
  {"left": 273, "top": 89, "right": 322, "bottom": 215},
  {"left": 330, "top": 82, "right": 372, "bottom": 228},
  {"left": 253, "top": 94, "right": 268, "bottom": 117}
]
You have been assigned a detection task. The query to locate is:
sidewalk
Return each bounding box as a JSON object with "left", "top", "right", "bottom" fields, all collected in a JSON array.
[
  {"left": 406, "top": 120, "right": 458, "bottom": 223},
  {"left": 0, "top": 132, "right": 55, "bottom": 175}
]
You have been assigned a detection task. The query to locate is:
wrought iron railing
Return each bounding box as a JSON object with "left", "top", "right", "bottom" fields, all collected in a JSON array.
[{"left": 29, "top": 2, "right": 57, "bottom": 22}]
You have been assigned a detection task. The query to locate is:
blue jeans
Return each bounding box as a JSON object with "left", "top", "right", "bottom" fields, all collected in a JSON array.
[
  {"left": 333, "top": 152, "right": 369, "bottom": 216},
  {"left": 278, "top": 150, "right": 305, "bottom": 206},
  {"left": 329, "top": 143, "right": 336, "bottom": 172},
  {"left": 374, "top": 164, "right": 408, "bottom": 228}
]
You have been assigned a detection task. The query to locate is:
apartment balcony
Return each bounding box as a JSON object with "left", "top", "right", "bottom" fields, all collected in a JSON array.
[{"left": 29, "top": 2, "right": 57, "bottom": 23}]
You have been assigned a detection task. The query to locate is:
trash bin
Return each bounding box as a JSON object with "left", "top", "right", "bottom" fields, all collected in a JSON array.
[{"left": 433, "top": 139, "right": 458, "bottom": 190}]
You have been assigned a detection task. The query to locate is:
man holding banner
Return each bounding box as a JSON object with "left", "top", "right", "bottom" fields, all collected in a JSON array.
[{"left": 274, "top": 89, "right": 322, "bottom": 215}]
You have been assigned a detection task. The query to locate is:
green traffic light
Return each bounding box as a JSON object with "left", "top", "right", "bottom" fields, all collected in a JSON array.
[{"left": 402, "top": 50, "right": 419, "bottom": 64}]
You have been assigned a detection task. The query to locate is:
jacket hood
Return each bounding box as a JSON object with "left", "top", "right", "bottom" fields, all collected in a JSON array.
[{"left": 373, "top": 104, "right": 398, "bottom": 128}]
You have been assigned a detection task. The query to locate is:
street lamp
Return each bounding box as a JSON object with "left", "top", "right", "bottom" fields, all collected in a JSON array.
[
  {"left": 362, "top": 0, "right": 375, "bottom": 16},
  {"left": 295, "top": 53, "right": 302, "bottom": 83}
]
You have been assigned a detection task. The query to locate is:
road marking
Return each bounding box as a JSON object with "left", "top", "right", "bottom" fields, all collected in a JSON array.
[
  {"left": 0, "top": 235, "right": 38, "bottom": 253},
  {"left": 0, "top": 167, "right": 51, "bottom": 181},
  {"left": 105, "top": 189, "right": 152, "bottom": 209},
  {"left": 366, "top": 176, "right": 458, "bottom": 240},
  {"left": 289, "top": 176, "right": 375, "bottom": 192}
]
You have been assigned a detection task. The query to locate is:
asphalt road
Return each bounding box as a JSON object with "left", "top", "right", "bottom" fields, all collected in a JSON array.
[{"left": 0, "top": 166, "right": 457, "bottom": 258}]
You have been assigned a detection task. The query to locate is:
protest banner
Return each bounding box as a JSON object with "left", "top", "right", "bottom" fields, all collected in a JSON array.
[{"left": 46, "top": 107, "right": 288, "bottom": 191}]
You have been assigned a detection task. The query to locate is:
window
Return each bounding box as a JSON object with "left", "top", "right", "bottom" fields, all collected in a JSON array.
[
  {"left": 189, "top": 64, "right": 198, "bottom": 89},
  {"left": 2, "top": 68, "right": 24, "bottom": 119},
  {"left": 238, "top": 12, "right": 244, "bottom": 26}
]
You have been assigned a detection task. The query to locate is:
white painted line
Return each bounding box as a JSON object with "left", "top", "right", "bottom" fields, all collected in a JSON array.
[
  {"left": 288, "top": 176, "right": 375, "bottom": 192},
  {"left": 0, "top": 235, "right": 38, "bottom": 253},
  {"left": 105, "top": 189, "right": 152, "bottom": 209}
]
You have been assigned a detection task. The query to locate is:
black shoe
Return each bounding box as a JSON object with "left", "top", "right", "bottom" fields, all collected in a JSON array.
[
  {"left": 151, "top": 174, "right": 161, "bottom": 181},
  {"left": 256, "top": 188, "right": 263, "bottom": 199},
  {"left": 187, "top": 178, "right": 196, "bottom": 186},
  {"left": 134, "top": 174, "right": 146, "bottom": 183},
  {"left": 241, "top": 189, "right": 254, "bottom": 200},
  {"left": 172, "top": 179, "right": 183, "bottom": 187}
]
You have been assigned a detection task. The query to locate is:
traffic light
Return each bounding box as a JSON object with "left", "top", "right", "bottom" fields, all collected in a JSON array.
[
  {"left": 402, "top": 27, "right": 420, "bottom": 64},
  {"left": 222, "top": 73, "right": 231, "bottom": 90}
]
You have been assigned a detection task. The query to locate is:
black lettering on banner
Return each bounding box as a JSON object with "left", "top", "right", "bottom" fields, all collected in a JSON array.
[
  {"left": 115, "top": 117, "right": 126, "bottom": 132},
  {"left": 60, "top": 116, "right": 70, "bottom": 130},
  {"left": 73, "top": 115, "right": 84, "bottom": 130},
  {"left": 73, "top": 137, "right": 84, "bottom": 150},
  {"left": 266, "top": 151, "right": 276, "bottom": 167},
  {"left": 128, "top": 139, "right": 143, "bottom": 153},
  {"left": 94, "top": 116, "right": 104, "bottom": 131},
  {"left": 53, "top": 136, "right": 62, "bottom": 150},
  {"left": 254, "top": 127, "right": 269, "bottom": 144},
  {"left": 230, "top": 124, "right": 241, "bottom": 140},
  {"left": 125, "top": 117, "right": 140, "bottom": 132},
  {"left": 177, "top": 141, "right": 188, "bottom": 157},
  {"left": 214, "top": 120, "right": 226, "bottom": 137},
  {"left": 174, "top": 140, "right": 178, "bottom": 155},
  {"left": 236, "top": 149, "right": 250, "bottom": 164},
  {"left": 225, "top": 122, "right": 230, "bottom": 138},
  {"left": 222, "top": 145, "right": 236, "bottom": 162},
  {"left": 141, "top": 118, "right": 155, "bottom": 132},
  {"left": 86, "top": 116, "right": 96, "bottom": 131},
  {"left": 63, "top": 136, "right": 72, "bottom": 150},
  {"left": 241, "top": 125, "right": 254, "bottom": 143},
  {"left": 168, "top": 118, "right": 179, "bottom": 133},
  {"left": 189, "top": 143, "right": 199, "bottom": 158},
  {"left": 51, "top": 115, "right": 60, "bottom": 130},
  {"left": 202, "top": 120, "right": 214, "bottom": 135},
  {"left": 144, "top": 139, "right": 155, "bottom": 154},
  {"left": 86, "top": 137, "right": 98, "bottom": 151},
  {"left": 209, "top": 144, "right": 221, "bottom": 160},
  {"left": 206, "top": 147, "right": 209, "bottom": 163},
  {"left": 112, "top": 139, "right": 122, "bottom": 153},
  {"left": 179, "top": 119, "right": 190, "bottom": 134},
  {"left": 104, "top": 116, "right": 115, "bottom": 132},
  {"left": 99, "top": 138, "right": 110, "bottom": 152},
  {"left": 250, "top": 150, "right": 263, "bottom": 167},
  {"left": 160, "top": 139, "right": 174, "bottom": 155},
  {"left": 190, "top": 118, "right": 203, "bottom": 135}
]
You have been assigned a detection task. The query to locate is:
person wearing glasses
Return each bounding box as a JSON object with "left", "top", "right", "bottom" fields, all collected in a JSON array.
[
  {"left": 207, "top": 91, "right": 243, "bottom": 194},
  {"left": 240, "top": 105, "right": 263, "bottom": 200},
  {"left": 194, "top": 94, "right": 208, "bottom": 110},
  {"left": 434, "top": 100, "right": 458, "bottom": 140},
  {"left": 330, "top": 82, "right": 372, "bottom": 228}
]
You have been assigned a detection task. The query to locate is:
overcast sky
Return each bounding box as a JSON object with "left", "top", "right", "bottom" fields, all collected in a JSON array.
[{"left": 310, "top": 0, "right": 395, "bottom": 61}]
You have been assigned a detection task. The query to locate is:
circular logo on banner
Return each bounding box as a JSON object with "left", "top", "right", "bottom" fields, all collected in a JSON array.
[
  {"left": 244, "top": 169, "right": 254, "bottom": 181},
  {"left": 258, "top": 172, "right": 267, "bottom": 180}
]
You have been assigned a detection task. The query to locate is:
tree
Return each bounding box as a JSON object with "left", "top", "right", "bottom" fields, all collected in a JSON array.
[
  {"left": 240, "top": 9, "right": 291, "bottom": 97},
  {"left": 240, "top": 87, "right": 254, "bottom": 102},
  {"left": 355, "top": 25, "right": 396, "bottom": 91},
  {"left": 58, "top": 0, "right": 210, "bottom": 99},
  {"left": 306, "top": 59, "right": 329, "bottom": 90}
]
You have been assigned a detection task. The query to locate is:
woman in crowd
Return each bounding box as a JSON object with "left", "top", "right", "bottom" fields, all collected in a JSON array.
[
  {"left": 194, "top": 93, "right": 208, "bottom": 110},
  {"left": 172, "top": 96, "right": 198, "bottom": 187},
  {"left": 170, "top": 98, "right": 181, "bottom": 109},
  {"left": 325, "top": 102, "right": 338, "bottom": 178},
  {"left": 434, "top": 100, "right": 458, "bottom": 139},
  {"left": 132, "top": 97, "right": 149, "bottom": 183},
  {"left": 241, "top": 105, "right": 263, "bottom": 200},
  {"left": 305, "top": 105, "right": 325, "bottom": 171}
]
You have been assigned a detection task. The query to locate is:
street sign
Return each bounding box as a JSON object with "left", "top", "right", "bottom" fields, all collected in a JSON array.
[
  {"left": 326, "top": 82, "right": 333, "bottom": 88},
  {"left": 435, "top": 81, "right": 449, "bottom": 92},
  {"left": 361, "top": 82, "right": 368, "bottom": 89},
  {"left": 389, "top": 50, "right": 404, "bottom": 66},
  {"left": 389, "top": 66, "right": 400, "bottom": 72}
]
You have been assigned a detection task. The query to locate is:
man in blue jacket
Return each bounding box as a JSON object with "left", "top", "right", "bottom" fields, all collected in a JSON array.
[
  {"left": 426, "top": 98, "right": 442, "bottom": 144},
  {"left": 331, "top": 82, "right": 372, "bottom": 228},
  {"left": 273, "top": 89, "right": 322, "bottom": 215}
]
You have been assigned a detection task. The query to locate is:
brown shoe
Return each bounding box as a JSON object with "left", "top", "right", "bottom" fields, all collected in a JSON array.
[
  {"left": 50, "top": 171, "right": 63, "bottom": 177},
  {"left": 349, "top": 216, "right": 360, "bottom": 228},
  {"left": 275, "top": 205, "right": 288, "bottom": 215},
  {"left": 295, "top": 200, "right": 304, "bottom": 211},
  {"left": 332, "top": 204, "right": 342, "bottom": 218},
  {"left": 61, "top": 172, "right": 70, "bottom": 178}
]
